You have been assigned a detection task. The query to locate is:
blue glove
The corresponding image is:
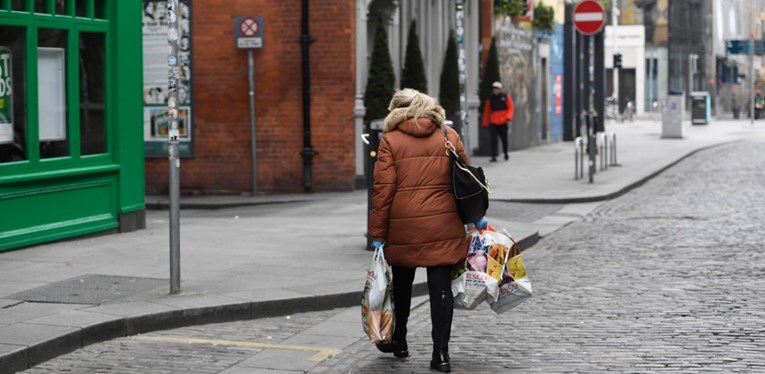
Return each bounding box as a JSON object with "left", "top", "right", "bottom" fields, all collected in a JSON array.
[
  {"left": 474, "top": 217, "right": 488, "bottom": 230},
  {"left": 372, "top": 240, "right": 385, "bottom": 250}
]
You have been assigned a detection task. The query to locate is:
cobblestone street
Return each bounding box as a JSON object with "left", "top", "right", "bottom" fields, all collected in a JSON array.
[{"left": 22, "top": 141, "right": 765, "bottom": 373}]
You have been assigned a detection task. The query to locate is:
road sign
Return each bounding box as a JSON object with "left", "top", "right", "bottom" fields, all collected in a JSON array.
[
  {"left": 573, "top": 0, "right": 606, "bottom": 35},
  {"left": 756, "top": 40, "right": 765, "bottom": 55},
  {"left": 727, "top": 39, "right": 750, "bottom": 55},
  {"left": 726, "top": 39, "right": 765, "bottom": 55},
  {"left": 235, "top": 16, "right": 264, "bottom": 49}
]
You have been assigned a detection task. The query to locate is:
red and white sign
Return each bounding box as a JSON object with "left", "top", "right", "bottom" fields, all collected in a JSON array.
[
  {"left": 240, "top": 17, "right": 259, "bottom": 37},
  {"left": 573, "top": 0, "right": 606, "bottom": 35}
]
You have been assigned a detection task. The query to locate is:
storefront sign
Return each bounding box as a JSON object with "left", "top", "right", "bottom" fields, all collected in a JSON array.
[
  {"left": 0, "top": 48, "right": 12, "bottom": 144},
  {"left": 142, "top": 0, "right": 193, "bottom": 157}
]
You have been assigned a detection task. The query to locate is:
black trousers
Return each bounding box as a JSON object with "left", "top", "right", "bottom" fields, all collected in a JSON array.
[
  {"left": 489, "top": 124, "right": 509, "bottom": 158},
  {"left": 392, "top": 265, "right": 454, "bottom": 351}
]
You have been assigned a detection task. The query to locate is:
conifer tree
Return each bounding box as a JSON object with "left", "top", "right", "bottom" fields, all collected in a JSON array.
[
  {"left": 400, "top": 19, "right": 428, "bottom": 93},
  {"left": 438, "top": 30, "right": 461, "bottom": 116},
  {"left": 363, "top": 15, "right": 396, "bottom": 123},
  {"left": 479, "top": 37, "right": 502, "bottom": 112}
]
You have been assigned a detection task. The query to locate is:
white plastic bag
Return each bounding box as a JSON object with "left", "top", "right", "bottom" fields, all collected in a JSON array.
[{"left": 361, "top": 246, "right": 395, "bottom": 343}]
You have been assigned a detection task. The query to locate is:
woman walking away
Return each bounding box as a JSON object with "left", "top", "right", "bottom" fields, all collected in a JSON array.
[{"left": 369, "top": 89, "right": 488, "bottom": 372}]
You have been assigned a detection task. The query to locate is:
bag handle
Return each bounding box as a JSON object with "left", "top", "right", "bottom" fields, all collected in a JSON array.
[
  {"left": 373, "top": 245, "right": 385, "bottom": 262},
  {"left": 441, "top": 125, "right": 492, "bottom": 193},
  {"left": 500, "top": 229, "right": 520, "bottom": 265}
]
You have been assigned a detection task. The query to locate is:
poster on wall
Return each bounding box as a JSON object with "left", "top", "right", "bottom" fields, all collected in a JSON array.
[
  {"left": 0, "top": 48, "right": 13, "bottom": 144},
  {"left": 142, "top": 0, "right": 193, "bottom": 157},
  {"left": 549, "top": 24, "right": 565, "bottom": 142}
]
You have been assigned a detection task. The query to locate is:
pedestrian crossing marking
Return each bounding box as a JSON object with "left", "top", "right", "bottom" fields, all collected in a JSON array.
[{"left": 131, "top": 335, "right": 341, "bottom": 362}]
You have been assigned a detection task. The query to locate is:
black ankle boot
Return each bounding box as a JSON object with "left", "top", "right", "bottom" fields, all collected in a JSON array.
[
  {"left": 375, "top": 339, "right": 409, "bottom": 358},
  {"left": 430, "top": 349, "right": 451, "bottom": 372}
]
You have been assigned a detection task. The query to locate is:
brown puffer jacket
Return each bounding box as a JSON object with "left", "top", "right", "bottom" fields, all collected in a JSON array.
[{"left": 368, "top": 117, "right": 469, "bottom": 268}]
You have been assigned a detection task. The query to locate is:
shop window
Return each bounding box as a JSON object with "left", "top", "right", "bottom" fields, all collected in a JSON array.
[
  {"left": 11, "top": 0, "right": 24, "bottom": 11},
  {"left": 94, "top": 0, "right": 105, "bottom": 19},
  {"left": 79, "top": 32, "right": 105, "bottom": 155},
  {"left": 38, "top": 29, "right": 68, "bottom": 159},
  {"left": 75, "top": 0, "right": 85, "bottom": 17},
  {"left": 0, "top": 27, "right": 26, "bottom": 164},
  {"left": 55, "top": 0, "right": 67, "bottom": 15},
  {"left": 34, "top": 0, "right": 47, "bottom": 14}
]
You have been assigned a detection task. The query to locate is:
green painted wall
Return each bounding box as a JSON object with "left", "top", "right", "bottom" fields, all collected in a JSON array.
[{"left": 0, "top": 0, "right": 144, "bottom": 252}]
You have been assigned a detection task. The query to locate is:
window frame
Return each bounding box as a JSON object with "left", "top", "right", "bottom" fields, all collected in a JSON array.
[{"left": 0, "top": 0, "right": 111, "bottom": 179}]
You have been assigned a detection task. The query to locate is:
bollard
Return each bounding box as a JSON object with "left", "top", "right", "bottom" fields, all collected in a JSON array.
[
  {"left": 611, "top": 132, "right": 617, "bottom": 166},
  {"left": 597, "top": 133, "right": 604, "bottom": 172},
  {"left": 575, "top": 137, "right": 582, "bottom": 180},
  {"left": 587, "top": 113, "right": 597, "bottom": 183},
  {"left": 603, "top": 133, "right": 608, "bottom": 171},
  {"left": 580, "top": 138, "right": 586, "bottom": 179},
  {"left": 575, "top": 136, "right": 587, "bottom": 180}
]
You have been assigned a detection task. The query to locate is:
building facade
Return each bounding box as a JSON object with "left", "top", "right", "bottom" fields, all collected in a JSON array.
[
  {"left": 144, "top": 0, "right": 357, "bottom": 195},
  {"left": 0, "top": 1, "right": 145, "bottom": 252}
]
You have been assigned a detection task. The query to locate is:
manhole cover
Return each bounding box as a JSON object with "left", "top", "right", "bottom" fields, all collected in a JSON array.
[{"left": 9, "top": 274, "right": 166, "bottom": 305}]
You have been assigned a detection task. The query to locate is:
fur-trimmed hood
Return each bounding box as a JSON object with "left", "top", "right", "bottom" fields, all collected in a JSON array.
[{"left": 383, "top": 105, "right": 445, "bottom": 133}]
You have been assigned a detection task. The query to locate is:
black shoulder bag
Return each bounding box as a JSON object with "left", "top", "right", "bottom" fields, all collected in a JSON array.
[{"left": 441, "top": 125, "right": 491, "bottom": 224}]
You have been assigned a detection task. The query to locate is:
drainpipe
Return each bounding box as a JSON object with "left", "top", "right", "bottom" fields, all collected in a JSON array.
[{"left": 301, "top": 0, "right": 316, "bottom": 191}]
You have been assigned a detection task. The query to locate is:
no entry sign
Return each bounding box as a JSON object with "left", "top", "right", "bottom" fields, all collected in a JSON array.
[{"left": 574, "top": 0, "right": 605, "bottom": 35}]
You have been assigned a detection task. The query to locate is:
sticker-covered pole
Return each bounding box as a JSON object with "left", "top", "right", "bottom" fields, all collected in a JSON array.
[
  {"left": 455, "top": 0, "right": 470, "bottom": 154},
  {"left": 167, "top": 0, "right": 181, "bottom": 294}
]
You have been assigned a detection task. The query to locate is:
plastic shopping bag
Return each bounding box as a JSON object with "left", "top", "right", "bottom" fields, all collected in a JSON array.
[
  {"left": 361, "top": 246, "right": 395, "bottom": 344},
  {"left": 451, "top": 228, "right": 502, "bottom": 309},
  {"left": 488, "top": 230, "right": 532, "bottom": 314}
]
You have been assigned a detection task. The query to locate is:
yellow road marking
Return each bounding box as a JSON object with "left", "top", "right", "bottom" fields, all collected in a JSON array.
[{"left": 131, "top": 335, "right": 341, "bottom": 362}]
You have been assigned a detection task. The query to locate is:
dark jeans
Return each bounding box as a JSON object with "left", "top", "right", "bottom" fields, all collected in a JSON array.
[
  {"left": 489, "top": 124, "right": 509, "bottom": 159},
  {"left": 392, "top": 265, "right": 454, "bottom": 351}
]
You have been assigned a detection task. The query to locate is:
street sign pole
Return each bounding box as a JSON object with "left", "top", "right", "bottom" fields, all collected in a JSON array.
[
  {"left": 236, "top": 16, "right": 264, "bottom": 194},
  {"left": 456, "top": 0, "right": 470, "bottom": 154},
  {"left": 588, "top": 35, "right": 595, "bottom": 184},
  {"left": 248, "top": 49, "right": 258, "bottom": 194},
  {"left": 751, "top": 37, "right": 755, "bottom": 126},
  {"left": 611, "top": 0, "right": 619, "bottom": 119},
  {"left": 573, "top": 0, "right": 605, "bottom": 184},
  {"left": 167, "top": 0, "right": 181, "bottom": 295}
]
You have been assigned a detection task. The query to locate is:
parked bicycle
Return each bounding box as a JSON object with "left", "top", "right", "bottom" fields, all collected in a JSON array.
[
  {"left": 605, "top": 96, "right": 620, "bottom": 122},
  {"left": 622, "top": 97, "right": 634, "bottom": 122}
]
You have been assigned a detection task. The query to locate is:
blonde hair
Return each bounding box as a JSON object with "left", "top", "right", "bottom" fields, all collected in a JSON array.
[{"left": 387, "top": 88, "right": 445, "bottom": 125}]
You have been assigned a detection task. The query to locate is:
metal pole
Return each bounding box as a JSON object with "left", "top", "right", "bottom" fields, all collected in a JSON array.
[
  {"left": 456, "top": 0, "right": 470, "bottom": 154},
  {"left": 248, "top": 50, "right": 258, "bottom": 195},
  {"left": 647, "top": 57, "right": 653, "bottom": 113},
  {"left": 167, "top": 0, "right": 181, "bottom": 295},
  {"left": 611, "top": 0, "right": 619, "bottom": 118},
  {"left": 688, "top": 53, "right": 693, "bottom": 96},
  {"left": 751, "top": 36, "right": 755, "bottom": 126},
  {"left": 588, "top": 35, "right": 595, "bottom": 184},
  {"left": 300, "top": 0, "right": 316, "bottom": 191}
]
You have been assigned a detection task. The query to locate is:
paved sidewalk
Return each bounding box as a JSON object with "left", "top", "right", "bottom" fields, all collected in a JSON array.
[{"left": 1, "top": 118, "right": 764, "bottom": 373}]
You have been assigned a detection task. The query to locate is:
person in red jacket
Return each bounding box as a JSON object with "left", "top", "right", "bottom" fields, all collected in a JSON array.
[{"left": 482, "top": 81, "right": 514, "bottom": 162}]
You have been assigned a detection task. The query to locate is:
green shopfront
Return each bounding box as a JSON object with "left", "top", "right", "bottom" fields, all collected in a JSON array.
[{"left": 0, "top": 0, "right": 144, "bottom": 251}]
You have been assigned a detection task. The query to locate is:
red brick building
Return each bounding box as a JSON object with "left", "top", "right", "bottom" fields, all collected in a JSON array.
[{"left": 145, "top": 1, "right": 356, "bottom": 195}]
